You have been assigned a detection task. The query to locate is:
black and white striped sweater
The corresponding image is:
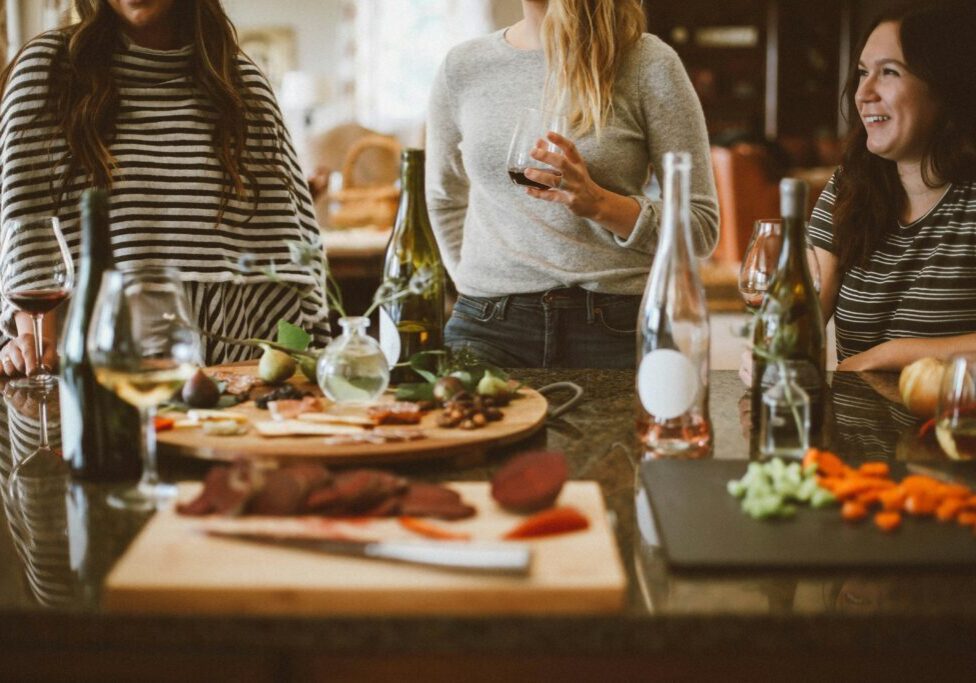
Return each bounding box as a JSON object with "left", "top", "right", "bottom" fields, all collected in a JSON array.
[{"left": 0, "top": 31, "right": 329, "bottom": 363}]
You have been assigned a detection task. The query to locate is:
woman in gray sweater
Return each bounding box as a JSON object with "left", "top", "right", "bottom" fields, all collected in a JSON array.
[{"left": 425, "top": 0, "right": 718, "bottom": 369}]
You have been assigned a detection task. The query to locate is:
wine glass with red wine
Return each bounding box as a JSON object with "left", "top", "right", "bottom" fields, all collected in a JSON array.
[
  {"left": 0, "top": 217, "right": 74, "bottom": 388},
  {"left": 506, "top": 107, "right": 568, "bottom": 190}
]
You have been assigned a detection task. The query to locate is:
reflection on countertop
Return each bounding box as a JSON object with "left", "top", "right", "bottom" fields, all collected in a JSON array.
[{"left": 1, "top": 370, "right": 975, "bottom": 672}]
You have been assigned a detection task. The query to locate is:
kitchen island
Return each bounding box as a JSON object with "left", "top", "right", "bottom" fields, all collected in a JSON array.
[{"left": 1, "top": 370, "right": 974, "bottom": 680}]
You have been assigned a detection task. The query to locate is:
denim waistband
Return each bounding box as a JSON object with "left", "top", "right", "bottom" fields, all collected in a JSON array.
[{"left": 485, "top": 287, "right": 640, "bottom": 321}]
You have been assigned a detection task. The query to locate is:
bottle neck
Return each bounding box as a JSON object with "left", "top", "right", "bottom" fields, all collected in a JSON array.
[
  {"left": 393, "top": 150, "right": 431, "bottom": 238},
  {"left": 660, "top": 158, "right": 693, "bottom": 262},
  {"left": 79, "top": 196, "right": 113, "bottom": 270},
  {"left": 777, "top": 216, "right": 811, "bottom": 281}
]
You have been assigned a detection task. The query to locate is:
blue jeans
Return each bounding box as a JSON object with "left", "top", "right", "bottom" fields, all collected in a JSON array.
[{"left": 444, "top": 287, "right": 640, "bottom": 369}]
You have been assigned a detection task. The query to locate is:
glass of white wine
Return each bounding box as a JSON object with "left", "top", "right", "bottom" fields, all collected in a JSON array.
[
  {"left": 87, "top": 268, "right": 201, "bottom": 511},
  {"left": 935, "top": 353, "right": 976, "bottom": 461}
]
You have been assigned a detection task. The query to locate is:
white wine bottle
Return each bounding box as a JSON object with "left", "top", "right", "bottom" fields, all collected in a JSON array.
[
  {"left": 380, "top": 149, "right": 445, "bottom": 384},
  {"left": 751, "top": 178, "right": 826, "bottom": 437},
  {"left": 637, "top": 152, "right": 712, "bottom": 458}
]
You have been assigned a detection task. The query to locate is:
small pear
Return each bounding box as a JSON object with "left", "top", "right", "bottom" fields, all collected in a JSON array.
[{"left": 259, "top": 348, "right": 297, "bottom": 385}]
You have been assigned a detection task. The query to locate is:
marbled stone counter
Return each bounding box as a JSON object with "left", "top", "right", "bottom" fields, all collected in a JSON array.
[{"left": 1, "top": 370, "right": 974, "bottom": 680}]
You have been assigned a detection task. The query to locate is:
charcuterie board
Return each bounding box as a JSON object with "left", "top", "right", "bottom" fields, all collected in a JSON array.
[
  {"left": 155, "top": 363, "right": 549, "bottom": 465},
  {"left": 104, "top": 481, "right": 626, "bottom": 615}
]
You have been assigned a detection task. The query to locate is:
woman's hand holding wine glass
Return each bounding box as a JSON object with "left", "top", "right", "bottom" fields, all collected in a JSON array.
[
  {"left": 0, "top": 217, "right": 74, "bottom": 385},
  {"left": 87, "top": 267, "right": 201, "bottom": 511}
]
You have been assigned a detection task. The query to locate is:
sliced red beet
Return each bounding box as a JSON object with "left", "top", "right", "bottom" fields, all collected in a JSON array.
[{"left": 491, "top": 451, "right": 568, "bottom": 512}]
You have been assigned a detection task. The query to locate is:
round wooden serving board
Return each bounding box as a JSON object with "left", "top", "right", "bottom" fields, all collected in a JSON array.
[{"left": 156, "top": 363, "right": 549, "bottom": 466}]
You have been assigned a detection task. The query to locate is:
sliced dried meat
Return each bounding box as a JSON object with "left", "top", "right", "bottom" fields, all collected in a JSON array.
[
  {"left": 176, "top": 460, "right": 265, "bottom": 516},
  {"left": 401, "top": 483, "right": 476, "bottom": 520},
  {"left": 366, "top": 402, "right": 423, "bottom": 425},
  {"left": 303, "top": 469, "right": 409, "bottom": 515},
  {"left": 248, "top": 465, "right": 331, "bottom": 516}
]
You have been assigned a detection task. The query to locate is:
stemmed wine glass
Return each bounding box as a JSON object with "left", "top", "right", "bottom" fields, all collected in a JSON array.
[
  {"left": 0, "top": 217, "right": 74, "bottom": 388},
  {"left": 87, "top": 268, "right": 201, "bottom": 511},
  {"left": 935, "top": 353, "right": 976, "bottom": 461},
  {"left": 738, "top": 219, "right": 822, "bottom": 314},
  {"left": 506, "top": 107, "right": 569, "bottom": 190}
]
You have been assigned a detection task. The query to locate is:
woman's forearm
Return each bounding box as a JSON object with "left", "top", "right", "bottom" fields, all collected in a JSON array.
[
  {"left": 837, "top": 333, "right": 976, "bottom": 371},
  {"left": 590, "top": 187, "right": 642, "bottom": 239}
]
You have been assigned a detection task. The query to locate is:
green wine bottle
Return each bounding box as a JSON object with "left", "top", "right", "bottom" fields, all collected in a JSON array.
[
  {"left": 59, "top": 189, "right": 141, "bottom": 481},
  {"left": 379, "top": 148, "right": 445, "bottom": 384},
  {"left": 751, "top": 178, "right": 826, "bottom": 436}
]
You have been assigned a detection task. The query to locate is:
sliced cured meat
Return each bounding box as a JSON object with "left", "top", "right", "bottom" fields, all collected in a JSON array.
[
  {"left": 366, "top": 402, "right": 423, "bottom": 425},
  {"left": 248, "top": 465, "right": 331, "bottom": 516},
  {"left": 176, "top": 460, "right": 264, "bottom": 516},
  {"left": 303, "top": 469, "right": 408, "bottom": 515},
  {"left": 401, "top": 483, "right": 476, "bottom": 520}
]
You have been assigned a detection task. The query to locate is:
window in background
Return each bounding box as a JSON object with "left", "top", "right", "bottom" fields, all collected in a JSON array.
[{"left": 353, "top": 0, "right": 491, "bottom": 137}]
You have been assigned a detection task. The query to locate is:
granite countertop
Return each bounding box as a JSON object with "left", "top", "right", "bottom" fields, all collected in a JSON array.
[{"left": 1, "top": 369, "right": 975, "bottom": 672}]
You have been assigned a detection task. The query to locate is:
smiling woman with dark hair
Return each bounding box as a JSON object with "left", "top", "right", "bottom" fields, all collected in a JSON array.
[
  {"left": 0, "top": 0, "right": 328, "bottom": 377},
  {"left": 807, "top": 0, "right": 976, "bottom": 371}
]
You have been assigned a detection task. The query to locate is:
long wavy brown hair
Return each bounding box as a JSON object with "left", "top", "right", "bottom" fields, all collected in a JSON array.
[
  {"left": 0, "top": 0, "right": 263, "bottom": 217},
  {"left": 832, "top": 0, "right": 976, "bottom": 271},
  {"left": 541, "top": 0, "right": 646, "bottom": 136}
]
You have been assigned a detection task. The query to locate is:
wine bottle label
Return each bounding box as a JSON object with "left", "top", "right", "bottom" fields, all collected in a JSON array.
[
  {"left": 378, "top": 307, "right": 401, "bottom": 367},
  {"left": 638, "top": 349, "right": 699, "bottom": 419}
]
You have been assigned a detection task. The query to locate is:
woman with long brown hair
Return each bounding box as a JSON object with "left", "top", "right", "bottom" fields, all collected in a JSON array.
[
  {"left": 808, "top": 0, "right": 976, "bottom": 370},
  {"left": 426, "top": 0, "right": 718, "bottom": 368},
  {"left": 0, "top": 0, "right": 328, "bottom": 376}
]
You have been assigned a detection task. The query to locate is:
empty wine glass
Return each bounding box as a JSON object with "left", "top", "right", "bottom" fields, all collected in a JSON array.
[
  {"left": 0, "top": 217, "right": 74, "bottom": 388},
  {"left": 506, "top": 107, "right": 568, "bottom": 190},
  {"left": 738, "top": 219, "right": 822, "bottom": 314},
  {"left": 935, "top": 353, "right": 976, "bottom": 461},
  {"left": 87, "top": 268, "right": 201, "bottom": 511}
]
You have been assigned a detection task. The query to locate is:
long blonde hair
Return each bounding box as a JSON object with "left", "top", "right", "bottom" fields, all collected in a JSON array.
[{"left": 541, "top": 0, "right": 646, "bottom": 136}]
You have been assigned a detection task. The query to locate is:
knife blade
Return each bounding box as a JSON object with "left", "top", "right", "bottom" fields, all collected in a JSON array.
[{"left": 206, "top": 530, "right": 532, "bottom": 576}]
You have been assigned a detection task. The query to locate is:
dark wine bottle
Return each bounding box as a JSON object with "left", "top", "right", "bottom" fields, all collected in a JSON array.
[
  {"left": 59, "top": 189, "right": 141, "bottom": 481},
  {"left": 751, "top": 178, "right": 826, "bottom": 436},
  {"left": 379, "top": 148, "right": 445, "bottom": 384}
]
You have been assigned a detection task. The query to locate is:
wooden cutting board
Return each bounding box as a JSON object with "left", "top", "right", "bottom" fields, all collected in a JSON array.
[
  {"left": 642, "top": 460, "right": 976, "bottom": 570},
  {"left": 104, "top": 482, "right": 626, "bottom": 615},
  {"left": 156, "top": 364, "right": 549, "bottom": 465}
]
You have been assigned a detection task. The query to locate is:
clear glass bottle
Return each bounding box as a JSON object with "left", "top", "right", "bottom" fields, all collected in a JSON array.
[
  {"left": 759, "top": 364, "right": 811, "bottom": 458},
  {"left": 636, "top": 152, "right": 712, "bottom": 458},
  {"left": 317, "top": 316, "right": 390, "bottom": 404}
]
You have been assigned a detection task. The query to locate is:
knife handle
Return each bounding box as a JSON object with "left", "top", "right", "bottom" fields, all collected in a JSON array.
[{"left": 366, "top": 541, "right": 532, "bottom": 575}]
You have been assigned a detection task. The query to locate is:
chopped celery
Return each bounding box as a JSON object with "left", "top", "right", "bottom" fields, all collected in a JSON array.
[{"left": 727, "top": 457, "right": 837, "bottom": 520}]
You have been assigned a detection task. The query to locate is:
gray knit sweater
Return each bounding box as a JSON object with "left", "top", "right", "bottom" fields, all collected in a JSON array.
[{"left": 425, "top": 30, "right": 718, "bottom": 298}]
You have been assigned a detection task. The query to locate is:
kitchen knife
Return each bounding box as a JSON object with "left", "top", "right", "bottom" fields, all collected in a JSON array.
[{"left": 206, "top": 530, "right": 532, "bottom": 576}]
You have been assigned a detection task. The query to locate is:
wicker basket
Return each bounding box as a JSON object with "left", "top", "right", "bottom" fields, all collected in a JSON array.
[{"left": 327, "top": 134, "right": 402, "bottom": 229}]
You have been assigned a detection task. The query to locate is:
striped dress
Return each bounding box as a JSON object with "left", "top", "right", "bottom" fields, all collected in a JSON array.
[
  {"left": 0, "top": 31, "right": 329, "bottom": 364},
  {"left": 808, "top": 173, "right": 976, "bottom": 360}
]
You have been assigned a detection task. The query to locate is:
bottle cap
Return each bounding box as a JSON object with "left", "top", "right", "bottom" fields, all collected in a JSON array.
[{"left": 779, "top": 178, "right": 808, "bottom": 219}]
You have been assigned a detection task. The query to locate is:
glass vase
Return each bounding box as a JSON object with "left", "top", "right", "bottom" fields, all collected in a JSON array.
[
  {"left": 316, "top": 316, "right": 390, "bottom": 404},
  {"left": 759, "top": 363, "right": 811, "bottom": 459}
]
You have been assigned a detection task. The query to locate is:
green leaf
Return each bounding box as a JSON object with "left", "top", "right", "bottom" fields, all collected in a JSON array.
[
  {"left": 277, "top": 320, "right": 311, "bottom": 351},
  {"left": 394, "top": 382, "right": 435, "bottom": 401}
]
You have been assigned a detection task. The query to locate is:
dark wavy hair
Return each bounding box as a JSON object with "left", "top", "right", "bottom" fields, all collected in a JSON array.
[
  {"left": 832, "top": 0, "right": 976, "bottom": 271},
  {"left": 0, "top": 0, "right": 265, "bottom": 219}
]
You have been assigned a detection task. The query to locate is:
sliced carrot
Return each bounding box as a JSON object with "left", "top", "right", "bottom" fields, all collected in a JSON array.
[
  {"left": 904, "top": 492, "right": 938, "bottom": 516},
  {"left": 398, "top": 516, "right": 471, "bottom": 541},
  {"left": 802, "top": 448, "right": 821, "bottom": 470},
  {"left": 833, "top": 477, "right": 896, "bottom": 500},
  {"left": 154, "top": 416, "right": 175, "bottom": 432},
  {"left": 842, "top": 500, "right": 868, "bottom": 522},
  {"left": 957, "top": 512, "right": 976, "bottom": 528},
  {"left": 936, "top": 498, "right": 964, "bottom": 523},
  {"left": 878, "top": 488, "right": 908, "bottom": 512},
  {"left": 502, "top": 506, "right": 589, "bottom": 540},
  {"left": 813, "top": 450, "right": 850, "bottom": 478},
  {"left": 857, "top": 462, "right": 890, "bottom": 478},
  {"left": 855, "top": 489, "right": 883, "bottom": 507},
  {"left": 874, "top": 511, "right": 902, "bottom": 532}
]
